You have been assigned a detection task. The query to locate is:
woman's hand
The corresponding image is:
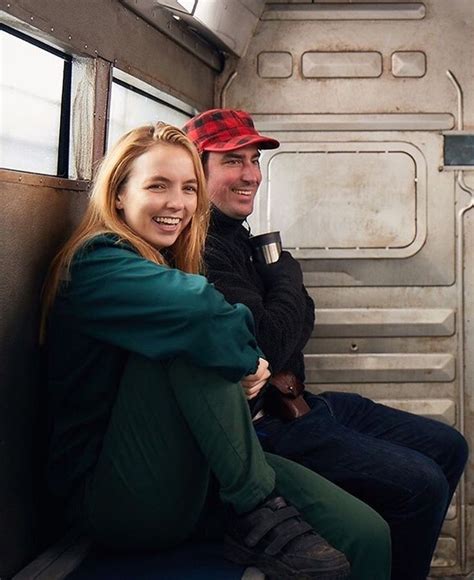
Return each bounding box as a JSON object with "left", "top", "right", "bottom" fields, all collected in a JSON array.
[{"left": 241, "top": 358, "right": 270, "bottom": 400}]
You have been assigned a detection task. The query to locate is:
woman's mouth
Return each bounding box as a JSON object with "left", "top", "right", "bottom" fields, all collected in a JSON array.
[{"left": 153, "top": 216, "right": 181, "bottom": 225}]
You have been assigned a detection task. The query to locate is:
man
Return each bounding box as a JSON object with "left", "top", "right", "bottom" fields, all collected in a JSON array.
[{"left": 184, "top": 109, "right": 469, "bottom": 580}]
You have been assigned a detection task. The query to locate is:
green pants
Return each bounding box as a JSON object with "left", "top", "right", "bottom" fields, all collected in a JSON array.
[{"left": 84, "top": 354, "right": 390, "bottom": 580}]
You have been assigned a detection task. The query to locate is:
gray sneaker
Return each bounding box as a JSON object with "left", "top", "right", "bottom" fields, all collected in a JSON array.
[{"left": 224, "top": 496, "right": 350, "bottom": 579}]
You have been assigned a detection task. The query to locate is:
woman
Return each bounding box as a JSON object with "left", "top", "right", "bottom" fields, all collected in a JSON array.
[{"left": 41, "top": 123, "right": 390, "bottom": 579}]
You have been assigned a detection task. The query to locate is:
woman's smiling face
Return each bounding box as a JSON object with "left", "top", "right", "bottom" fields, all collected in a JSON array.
[{"left": 116, "top": 143, "right": 198, "bottom": 250}]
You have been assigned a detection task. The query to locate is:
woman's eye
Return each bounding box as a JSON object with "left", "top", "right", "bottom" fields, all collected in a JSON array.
[
  {"left": 149, "top": 183, "right": 165, "bottom": 191},
  {"left": 184, "top": 185, "right": 197, "bottom": 194}
]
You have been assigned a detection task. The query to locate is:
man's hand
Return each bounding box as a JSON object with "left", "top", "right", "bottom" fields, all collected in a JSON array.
[
  {"left": 242, "top": 357, "right": 270, "bottom": 400},
  {"left": 255, "top": 251, "right": 303, "bottom": 288}
]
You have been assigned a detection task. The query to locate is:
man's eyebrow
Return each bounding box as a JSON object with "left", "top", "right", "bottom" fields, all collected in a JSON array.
[
  {"left": 222, "top": 152, "right": 244, "bottom": 160},
  {"left": 221, "top": 152, "right": 261, "bottom": 160}
]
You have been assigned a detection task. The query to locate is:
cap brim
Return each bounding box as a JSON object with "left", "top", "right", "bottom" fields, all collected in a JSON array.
[{"left": 203, "top": 134, "right": 280, "bottom": 152}]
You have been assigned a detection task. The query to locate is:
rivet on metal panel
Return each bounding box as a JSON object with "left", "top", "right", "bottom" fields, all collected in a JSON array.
[
  {"left": 18, "top": 177, "right": 22, "bottom": 181},
  {"left": 6, "top": 3, "right": 10, "bottom": 8},
  {"left": 438, "top": 166, "right": 444, "bottom": 172},
  {"left": 68, "top": 35, "right": 72, "bottom": 40},
  {"left": 350, "top": 343, "right": 359, "bottom": 352},
  {"left": 30, "top": 16, "right": 34, "bottom": 20},
  {"left": 84, "top": 45, "right": 88, "bottom": 49},
  {"left": 51, "top": 28, "right": 54, "bottom": 32}
]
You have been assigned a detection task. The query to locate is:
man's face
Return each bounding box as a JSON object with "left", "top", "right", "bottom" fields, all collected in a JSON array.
[{"left": 205, "top": 145, "right": 262, "bottom": 220}]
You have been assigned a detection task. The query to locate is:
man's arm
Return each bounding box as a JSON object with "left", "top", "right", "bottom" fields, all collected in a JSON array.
[{"left": 205, "top": 243, "right": 315, "bottom": 374}]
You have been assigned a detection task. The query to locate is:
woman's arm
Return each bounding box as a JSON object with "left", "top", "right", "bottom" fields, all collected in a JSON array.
[{"left": 58, "top": 241, "right": 261, "bottom": 383}]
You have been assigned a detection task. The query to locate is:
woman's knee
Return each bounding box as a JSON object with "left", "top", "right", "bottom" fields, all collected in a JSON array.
[
  {"left": 339, "top": 502, "right": 391, "bottom": 580},
  {"left": 355, "top": 506, "right": 390, "bottom": 553}
]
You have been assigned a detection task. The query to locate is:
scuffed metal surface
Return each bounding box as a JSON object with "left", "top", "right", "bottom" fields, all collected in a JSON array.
[
  {"left": 227, "top": 1, "right": 473, "bottom": 575},
  {"left": 0, "top": 0, "right": 215, "bottom": 110}
]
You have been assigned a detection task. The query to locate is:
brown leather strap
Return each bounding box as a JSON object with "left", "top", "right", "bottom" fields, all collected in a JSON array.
[
  {"left": 269, "top": 370, "right": 305, "bottom": 398},
  {"left": 265, "top": 371, "right": 310, "bottom": 420}
]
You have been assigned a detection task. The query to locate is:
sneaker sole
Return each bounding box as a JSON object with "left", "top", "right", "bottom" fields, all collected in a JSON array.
[{"left": 224, "top": 536, "right": 350, "bottom": 580}]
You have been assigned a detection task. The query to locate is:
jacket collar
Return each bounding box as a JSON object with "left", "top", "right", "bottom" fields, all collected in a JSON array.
[{"left": 209, "top": 205, "right": 248, "bottom": 238}]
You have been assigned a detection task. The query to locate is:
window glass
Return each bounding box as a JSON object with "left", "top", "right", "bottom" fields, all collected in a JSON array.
[
  {"left": 0, "top": 28, "right": 68, "bottom": 175},
  {"left": 108, "top": 78, "right": 192, "bottom": 149}
]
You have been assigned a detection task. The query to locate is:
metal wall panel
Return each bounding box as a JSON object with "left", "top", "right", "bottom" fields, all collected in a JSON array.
[
  {"left": 223, "top": 0, "right": 473, "bottom": 575},
  {"left": 223, "top": 2, "right": 473, "bottom": 121},
  {"left": 255, "top": 131, "right": 454, "bottom": 286},
  {"left": 0, "top": 171, "right": 88, "bottom": 575},
  {"left": 261, "top": 142, "right": 424, "bottom": 258}
]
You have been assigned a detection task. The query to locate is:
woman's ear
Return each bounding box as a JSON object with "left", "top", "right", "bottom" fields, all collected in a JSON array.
[{"left": 115, "top": 194, "right": 123, "bottom": 210}]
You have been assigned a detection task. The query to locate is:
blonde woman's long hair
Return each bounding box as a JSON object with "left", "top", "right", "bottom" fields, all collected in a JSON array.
[{"left": 40, "top": 122, "right": 209, "bottom": 340}]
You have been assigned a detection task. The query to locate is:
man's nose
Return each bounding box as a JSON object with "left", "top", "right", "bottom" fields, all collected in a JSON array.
[{"left": 241, "top": 162, "right": 261, "bottom": 184}]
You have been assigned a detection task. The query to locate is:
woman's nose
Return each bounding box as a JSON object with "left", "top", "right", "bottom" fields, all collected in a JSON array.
[{"left": 165, "top": 189, "right": 185, "bottom": 210}]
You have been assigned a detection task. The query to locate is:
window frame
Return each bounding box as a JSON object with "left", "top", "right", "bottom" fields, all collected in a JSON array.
[
  {"left": 106, "top": 75, "right": 195, "bottom": 150},
  {"left": 0, "top": 24, "right": 72, "bottom": 177},
  {"left": 112, "top": 76, "right": 193, "bottom": 119}
]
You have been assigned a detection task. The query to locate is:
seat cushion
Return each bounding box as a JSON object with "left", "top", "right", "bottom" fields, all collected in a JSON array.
[{"left": 66, "top": 541, "right": 248, "bottom": 579}]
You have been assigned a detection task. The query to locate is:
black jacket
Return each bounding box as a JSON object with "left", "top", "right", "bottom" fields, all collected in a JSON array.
[{"left": 204, "top": 207, "right": 315, "bottom": 382}]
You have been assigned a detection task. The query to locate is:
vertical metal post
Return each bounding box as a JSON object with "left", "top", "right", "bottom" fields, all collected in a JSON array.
[{"left": 91, "top": 57, "right": 113, "bottom": 172}]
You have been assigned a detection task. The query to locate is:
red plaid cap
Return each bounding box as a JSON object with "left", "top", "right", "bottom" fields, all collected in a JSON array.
[{"left": 183, "top": 109, "right": 279, "bottom": 154}]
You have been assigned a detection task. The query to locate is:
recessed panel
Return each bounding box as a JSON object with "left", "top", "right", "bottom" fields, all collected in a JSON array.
[
  {"left": 258, "top": 51, "right": 293, "bottom": 78},
  {"left": 263, "top": 3, "right": 426, "bottom": 20},
  {"left": 376, "top": 399, "right": 455, "bottom": 426},
  {"left": 431, "top": 538, "right": 458, "bottom": 568},
  {"left": 262, "top": 142, "right": 426, "bottom": 258},
  {"left": 392, "top": 51, "right": 426, "bottom": 77},
  {"left": 312, "top": 308, "right": 455, "bottom": 337},
  {"left": 302, "top": 51, "right": 382, "bottom": 78},
  {"left": 305, "top": 353, "right": 455, "bottom": 383}
]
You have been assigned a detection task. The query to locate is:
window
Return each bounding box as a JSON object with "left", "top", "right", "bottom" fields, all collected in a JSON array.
[
  {"left": 0, "top": 25, "right": 71, "bottom": 176},
  {"left": 108, "top": 72, "right": 194, "bottom": 149}
]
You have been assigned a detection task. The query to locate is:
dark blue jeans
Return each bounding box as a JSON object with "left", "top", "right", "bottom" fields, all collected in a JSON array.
[{"left": 255, "top": 392, "right": 468, "bottom": 580}]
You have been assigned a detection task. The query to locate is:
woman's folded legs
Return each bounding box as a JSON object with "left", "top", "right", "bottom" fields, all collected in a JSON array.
[
  {"left": 84, "top": 354, "right": 273, "bottom": 548},
  {"left": 84, "top": 355, "right": 389, "bottom": 579}
]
